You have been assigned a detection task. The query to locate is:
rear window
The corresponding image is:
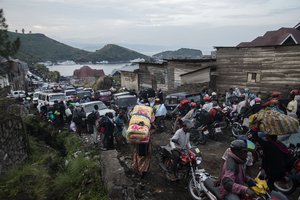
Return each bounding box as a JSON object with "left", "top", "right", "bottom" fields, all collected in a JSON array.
[
  {"left": 66, "top": 90, "right": 77, "bottom": 96},
  {"left": 49, "top": 95, "right": 66, "bottom": 102},
  {"left": 100, "top": 91, "right": 111, "bottom": 96},
  {"left": 84, "top": 102, "right": 107, "bottom": 113}
]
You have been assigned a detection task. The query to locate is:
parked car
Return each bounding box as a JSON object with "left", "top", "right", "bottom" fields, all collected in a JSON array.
[
  {"left": 113, "top": 95, "right": 137, "bottom": 111},
  {"left": 164, "top": 92, "right": 202, "bottom": 115},
  {"left": 76, "top": 91, "right": 92, "bottom": 99},
  {"left": 32, "top": 91, "right": 41, "bottom": 107},
  {"left": 93, "top": 90, "right": 112, "bottom": 105},
  {"left": 64, "top": 89, "right": 77, "bottom": 100},
  {"left": 111, "top": 91, "right": 131, "bottom": 103},
  {"left": 9, "top": 90, "right": 26, "bottom": 99},
  {"left": 81, "top": 101, "right": 115, "bottom": 118}
]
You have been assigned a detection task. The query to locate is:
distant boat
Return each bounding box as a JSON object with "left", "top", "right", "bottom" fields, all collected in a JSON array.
[
  {"left": 97, "top": 60, "right": 109, "bottom": 64},
  {"left": 130, "top": 58, "right": 145, "bottom": 63},
  {"left": 57, "top": 60, "right": 76, "bottom": 65}
]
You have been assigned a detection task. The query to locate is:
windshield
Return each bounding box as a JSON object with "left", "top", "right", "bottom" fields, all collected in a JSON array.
[
  {"left": 49, "top": 95, "right": 66, "bottom": 102},
  {"left": 165, "top": 97, "right": 178, "bottom": 105},
  {"left": 83, "top": 102, "right": 107, "bottom": 113},
  {"left": 118, "top": 98, "right": 137, "bottom": 107},
  {"left": 66, "top": 91, "right": 76, "bottom": 96},
  {"left": 77, "top": 91, "right": 91, "bottom": 98},
  {"left": 100, "top": 91, "right": 111, "bottom": 96}
]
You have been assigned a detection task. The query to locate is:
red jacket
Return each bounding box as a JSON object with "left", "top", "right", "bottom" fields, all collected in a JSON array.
[{"left": 220, "top": 149, "right": 249, "bottom": 198}]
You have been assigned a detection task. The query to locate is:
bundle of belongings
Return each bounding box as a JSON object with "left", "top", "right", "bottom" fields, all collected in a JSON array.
[
  {"left": 249, "top": 109, "right": 299, "bottom": 135},
  {"left": 127, "top": 105, "right": 154, "bottom": 143}
]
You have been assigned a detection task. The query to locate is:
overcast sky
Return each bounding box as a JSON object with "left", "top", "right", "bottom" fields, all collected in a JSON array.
[{"left": 1, "top": 0, "right": 300, "bottom": 55}]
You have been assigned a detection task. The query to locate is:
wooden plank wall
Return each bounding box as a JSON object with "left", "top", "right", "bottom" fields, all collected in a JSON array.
[
  {"left": 138, "top": 63, "right": 168, "bottom": 91},
  {"left": 167, "top": 60, "right": 215, "bottom": 90},
  {"left": 216, "top": 45, "right": 300, "bottom": 97}
]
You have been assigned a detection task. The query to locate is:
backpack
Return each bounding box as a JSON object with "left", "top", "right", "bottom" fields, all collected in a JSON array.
[
  {"left": 213, "top": 108, "right": 223, "bottom": 122},
  {"left": 87, "top": 111, "right": 96, "bottom": 125}
]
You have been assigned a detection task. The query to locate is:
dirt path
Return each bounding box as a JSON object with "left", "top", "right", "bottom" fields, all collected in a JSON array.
[{"left": 117, "top": 124, "right": 234, "bottom": 200}]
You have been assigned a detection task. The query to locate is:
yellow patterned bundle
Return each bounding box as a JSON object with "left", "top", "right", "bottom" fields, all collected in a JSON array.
[
  {"left": 129, "top": 115, "right": 151, "bottom": 128},
  {"left": 249, "top": 109, "right": 299, "bottom": 135},
  {"left": 131, "top": 105, "right": 154, "bottom": 122},
  {"left": 127, "top": 124, "right": 150, "bottom": 144}
]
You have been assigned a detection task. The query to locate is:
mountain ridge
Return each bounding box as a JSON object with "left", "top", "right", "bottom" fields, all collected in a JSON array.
[
  {"left": 152, "top": 48, "right": 203, "bottom": 60},
  {"left": 7, "top": 32, "right": 151, "bottom": 64}
]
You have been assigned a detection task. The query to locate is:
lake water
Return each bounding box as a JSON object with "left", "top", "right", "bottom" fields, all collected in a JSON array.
[{"left": 47, "top": 63, "right": 130, "bottom": 76}]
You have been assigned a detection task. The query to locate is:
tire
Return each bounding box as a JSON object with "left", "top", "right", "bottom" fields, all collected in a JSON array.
[
  {"left": 274, "top": 179, "right": 296, "bottom": 195},
  {"left": 188, "top": 176, "right": 205, "bottom": 200},
  {"left": 231, "top": 122, "right": 243, "bottom": 138}
]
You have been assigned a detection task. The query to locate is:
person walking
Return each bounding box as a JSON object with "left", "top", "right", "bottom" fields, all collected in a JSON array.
[
  {"left": 101, "top": 112, "right": 115, "bottom": 150},
  {"left": 72, "top": 103, "right": 86, "bottom": 137}
]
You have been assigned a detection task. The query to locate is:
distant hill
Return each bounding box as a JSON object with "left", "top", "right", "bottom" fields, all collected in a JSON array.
[
  {"left": 7, "top": 32, "right": 151, "bottom": 64},
  {"left": 8, "top": 32, "right": 89, "bottom": 64},
  {"left": 78, "top": 44, "right": 151, "bottom": 63},
  {"left": 152, "top": 48, "right": 203, "bottom": 60}
]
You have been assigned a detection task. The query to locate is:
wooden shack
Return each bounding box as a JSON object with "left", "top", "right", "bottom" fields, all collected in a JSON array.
[{"left": 215, "top": 45, "right": 300, "bottom": 96}]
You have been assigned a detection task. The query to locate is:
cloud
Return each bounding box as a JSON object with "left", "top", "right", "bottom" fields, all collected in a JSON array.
[{"left": 2, "top": 0, "right": 300, "bottom": 53}]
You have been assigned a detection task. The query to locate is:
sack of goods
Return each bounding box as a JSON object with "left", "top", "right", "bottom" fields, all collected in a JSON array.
[
  {"left": 249, "top": 109, "right": 299, "bottom": 135},
  {"left": 127, "top": 105, "right": 154, "bottom": 144}
]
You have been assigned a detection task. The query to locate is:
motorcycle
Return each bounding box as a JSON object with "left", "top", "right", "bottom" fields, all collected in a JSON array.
[
  {"left": 273, "top": 143, "right": 300, "bottom": 194},
  {"left": 158, "top": 145, "right": 202, "bottom": 181},
  {"left": 188, "top": 167, "right": 288, "bottom": 200},
  {"left": 190, "top": 110, "right": 224, "bottom": 144}
]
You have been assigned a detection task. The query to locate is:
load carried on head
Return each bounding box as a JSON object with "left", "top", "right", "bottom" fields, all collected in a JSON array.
[
  {"left": 249, "top": 109, "right": 299, "bottom": 135},
  {"left": 126, "top": 105, "right": 155, "bottom": 144}
]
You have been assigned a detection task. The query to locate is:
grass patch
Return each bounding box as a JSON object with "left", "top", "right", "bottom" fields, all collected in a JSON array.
[{"left": 0, "top": 117, "right": 107, "bottom": 200}]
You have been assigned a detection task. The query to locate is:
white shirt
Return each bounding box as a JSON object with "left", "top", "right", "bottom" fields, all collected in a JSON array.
[
  {"left": 170, "top": 128, "right": 191, "bottom": 150},
  {"left": 202, "top": 102, "right": 213, "bottom": 112}
]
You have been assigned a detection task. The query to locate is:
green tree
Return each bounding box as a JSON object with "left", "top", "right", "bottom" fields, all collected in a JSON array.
[
  {"left": 49, "top": 71, "right": 60, "bottom": 83},
  {"left": 0, "top": 9, "right": 20, "bottom": 58}
]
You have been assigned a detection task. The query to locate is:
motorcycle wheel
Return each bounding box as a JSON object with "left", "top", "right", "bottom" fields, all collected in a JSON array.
[
  {"left": 231, "top": 122, "right": 243, "bottom": 138},
  {"left": 274, "top": 179, "right": 296, "bottom": 195},
  {"left": 188, "top": 176, "right": 205, "bottom": 200}
]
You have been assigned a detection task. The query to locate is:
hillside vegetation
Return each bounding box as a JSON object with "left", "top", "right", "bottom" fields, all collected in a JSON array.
[
  {"left": 0, "top": 114, "right": 107, "bottom": 200},
  {"left": 78, "top": 44, "right": 151, "bottom": 63},
  {"left": 8, "top": 32, "right": 151, "bottom": 64},
  {"left": 8, "top": 32, "right": 88, "bottom": 64},
  {"left": 152, "top": 48, "right": 203, "bottom": 59}
]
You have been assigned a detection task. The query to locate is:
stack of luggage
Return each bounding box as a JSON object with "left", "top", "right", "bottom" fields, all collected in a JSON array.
[{"left": 127, "top": 105, "right": 154, "bottom": 143}]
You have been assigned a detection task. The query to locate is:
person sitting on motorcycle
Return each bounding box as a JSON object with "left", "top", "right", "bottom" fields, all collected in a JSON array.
[
  {"left": 250, "top": 123, "right": 293, "bottom": 191},
  {"left": 153, "top": 98, "right": 167, "bottom": 130},
  {"left": 202, "top": 96, "right": 213, "bottom": 112},
  {"left": 208, "top": 101, "right": 222, "bottom": 122},
  {"left": 211, "top": 92, "right": 219, "bottom": 104},
  {"left": 168, "top": 119, "right": 193, "bottom": 181},
  {"left": 171, "top": 99, "right": 191, "bottom": 133},
  {"left": 220, "top": 139, "right": 256, "bottom": 200},
  {"left": 243, "top": 97, "right": 263, "bottom": 118},
  {"left": 181, "top": 102, "right": 197, "bottom": 122}
]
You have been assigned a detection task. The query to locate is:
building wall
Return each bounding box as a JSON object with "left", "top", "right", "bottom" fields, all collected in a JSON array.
[
  {"left": 167, "top": 60, "right": 216, "bottom": 90},
  {"left": 215, "top": 45, "right": 300, "bottom": 96},
  {"left": 181, "top": 68, "right": 210, "bottom": 84},
  {"left": 121, "top": 71, "right": 138, "bottom": 91},
  {"left": 138, "top": 63, "right": 168, "bottom": 91}
]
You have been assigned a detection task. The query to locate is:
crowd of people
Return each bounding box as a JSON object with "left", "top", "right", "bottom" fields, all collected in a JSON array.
[{"left": 30, "top": 86, "right": 300, "bottom": 199}]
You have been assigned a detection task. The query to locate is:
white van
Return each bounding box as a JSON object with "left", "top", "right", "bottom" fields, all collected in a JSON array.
[
  {"left": 37, "top": 92, "right": 66, "bottom": 112},
  {"left": 64, "top": 89, "right": 77, "bottom": 100},
  {"left": 10, "top": 90, "right": 26, "bottom": 98}
]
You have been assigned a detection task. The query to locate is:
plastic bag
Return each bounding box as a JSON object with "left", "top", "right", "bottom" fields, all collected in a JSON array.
[{"left": 70, "top": 121, "right": 76, "bottom": 132}]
